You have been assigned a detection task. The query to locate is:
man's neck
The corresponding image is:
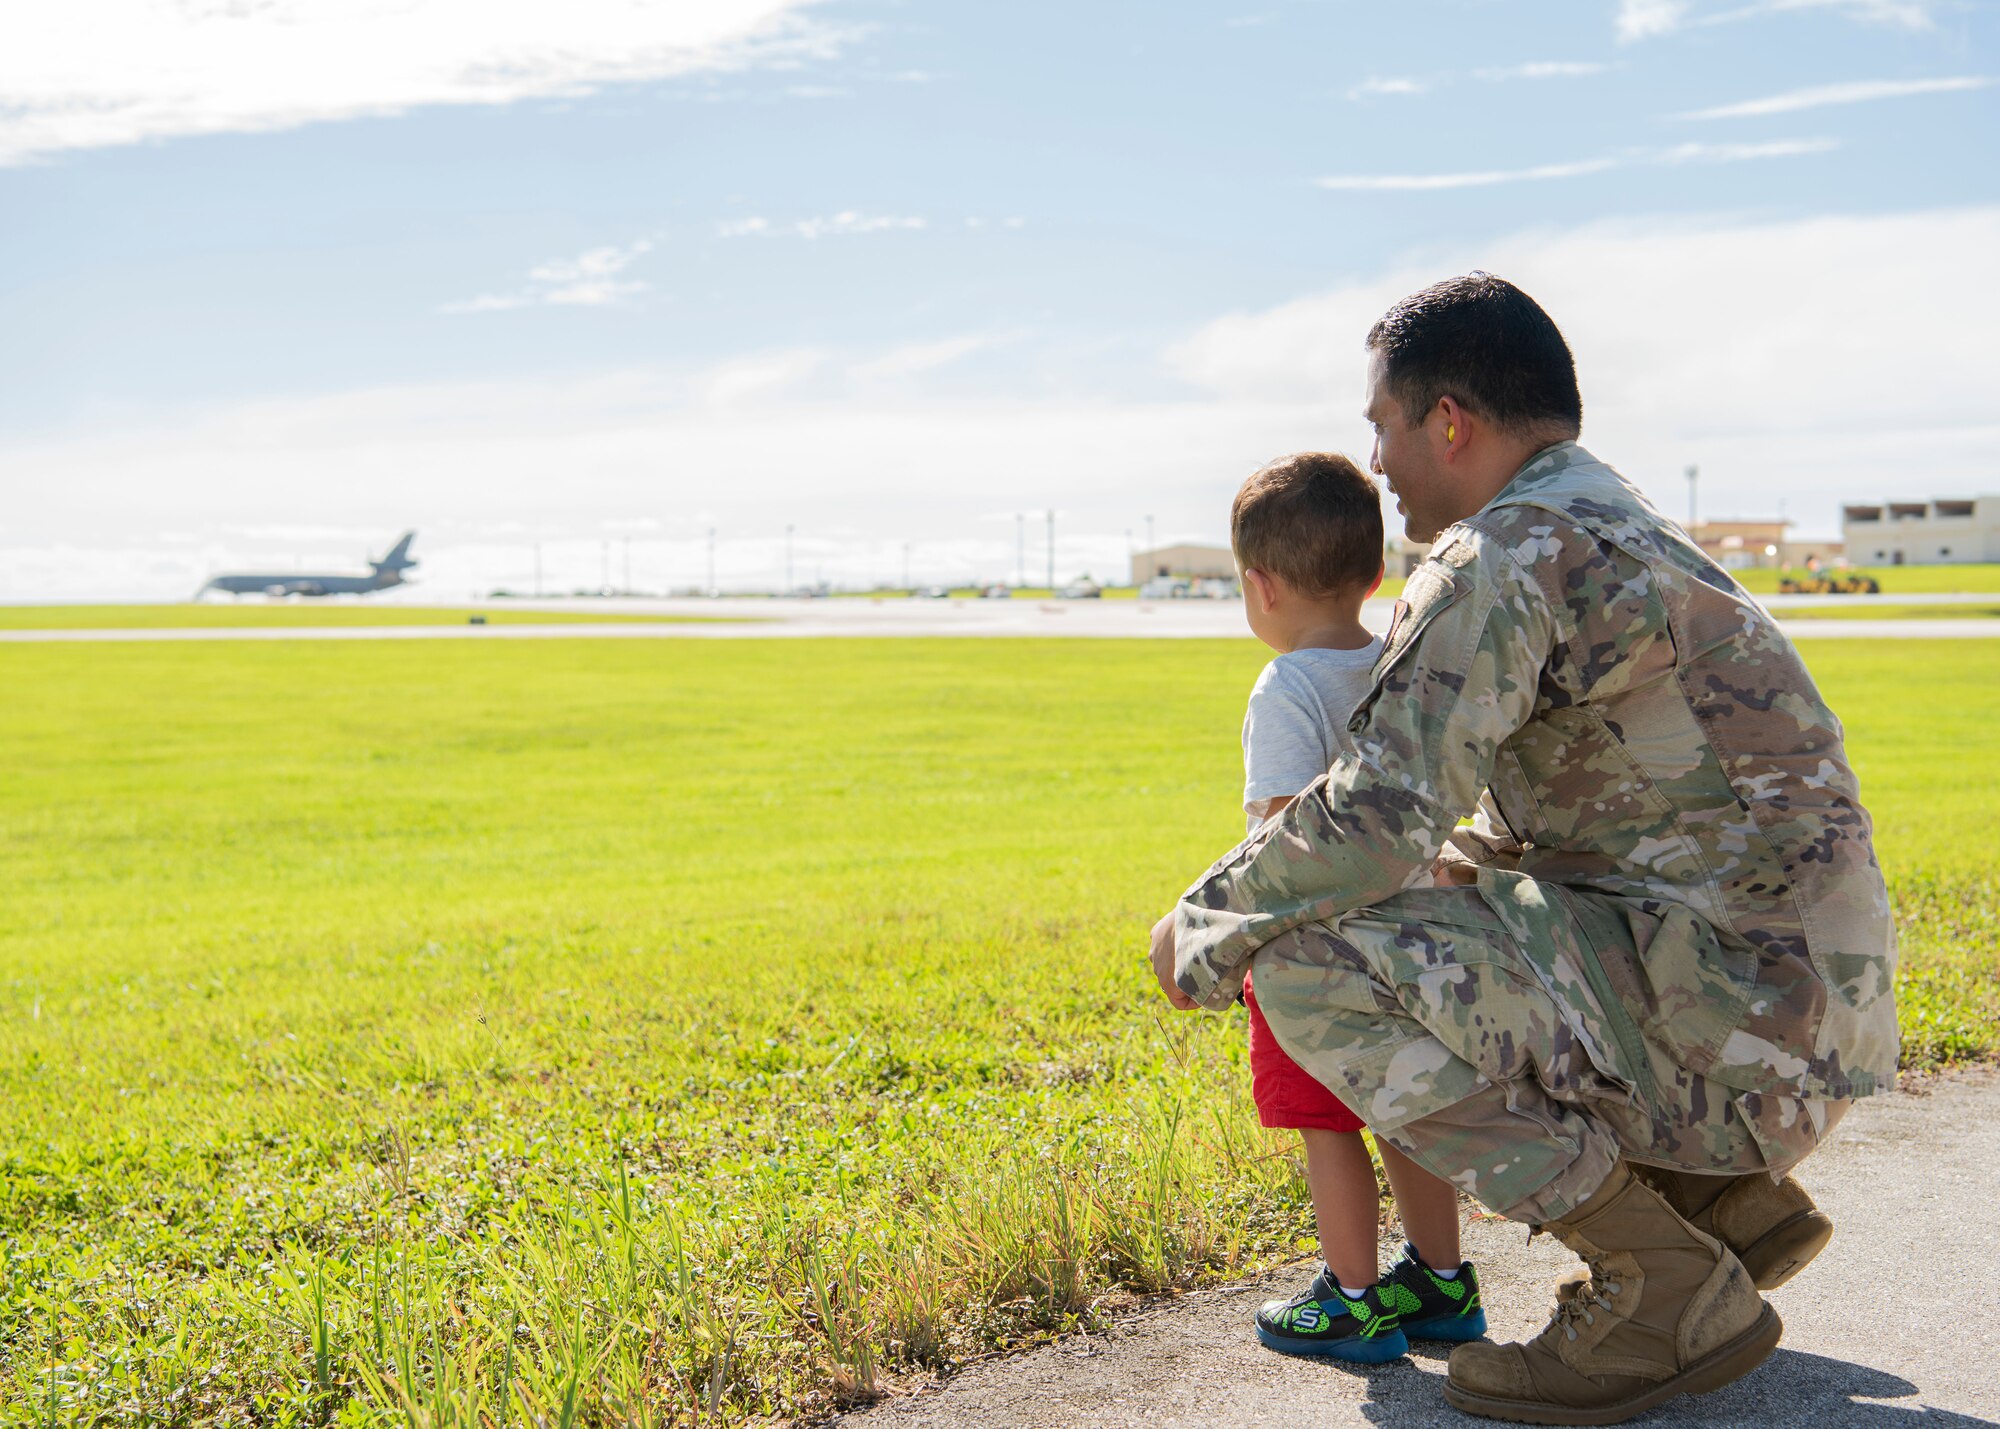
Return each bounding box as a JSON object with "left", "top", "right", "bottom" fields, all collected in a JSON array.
[{"left": 1449, "top": 435, "right": 1575, "bottom": 528}]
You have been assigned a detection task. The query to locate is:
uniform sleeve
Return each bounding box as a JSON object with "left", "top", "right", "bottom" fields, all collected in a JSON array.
[
  {"left": 1439, "top": 789, "right": 1529, "bottom": 874},
  {"left": 1242, "top": 665, "right": 1335, "bottom": 816},
  {"left": 1172, "top": 534, "right": 1557, "bottom": 1010}
]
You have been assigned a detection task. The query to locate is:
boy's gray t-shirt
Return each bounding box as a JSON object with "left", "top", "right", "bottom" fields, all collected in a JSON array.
[{"left": 1241, "top": 640, "right": 1385, "bottom": 832}]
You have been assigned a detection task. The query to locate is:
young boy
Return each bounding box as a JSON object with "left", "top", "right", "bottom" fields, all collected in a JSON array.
[{"left": 1228, "top": 453, "right": 1486, "bottom": 1363}]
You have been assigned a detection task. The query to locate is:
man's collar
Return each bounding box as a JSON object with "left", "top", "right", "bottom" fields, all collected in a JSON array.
[{"left": 1478, "top": 440, "right": 1591, "bottom": 515}]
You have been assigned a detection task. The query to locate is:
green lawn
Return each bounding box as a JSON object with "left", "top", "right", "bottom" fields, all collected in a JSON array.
[
  {"left": 0, "top": 604, "right": 739, "bottom": 629},
  {"left": 1736, "top": 563, "right": 2000, "bottom": 595},
  {"left": 0, "top": 638, "right": 1991, "bottom": 1424}
]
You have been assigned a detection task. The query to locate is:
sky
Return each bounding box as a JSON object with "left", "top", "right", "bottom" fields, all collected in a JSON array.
[{"left": 2, "top": 0, "right": 1996, "bottom": 598}]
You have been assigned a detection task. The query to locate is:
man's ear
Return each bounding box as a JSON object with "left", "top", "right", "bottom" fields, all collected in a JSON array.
[
  {"left": 1436, "top": 396, "right": 1465, "bottom": 460},
  {"left": 1242, "top": 566, "right": 1278, "bottom": 612}
]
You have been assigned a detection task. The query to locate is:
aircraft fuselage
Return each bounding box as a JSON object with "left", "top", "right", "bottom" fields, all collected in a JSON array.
[
  {"left": 202, "top": 531, "right": 418, "bottom": 599},
  {"left": 204, "top": 571, "right": 405, "bottom": 598}
]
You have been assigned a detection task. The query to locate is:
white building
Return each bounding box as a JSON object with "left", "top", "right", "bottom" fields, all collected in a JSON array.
[
  {"left": 1840, "top": 497, "right": 2000, "bottom": 566},
  {"left": 1130, "top": 544, "right": 1238, "bottom": 586}
]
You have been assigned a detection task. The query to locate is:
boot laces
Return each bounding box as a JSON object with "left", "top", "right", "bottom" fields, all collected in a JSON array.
[{"left": 1552, "top": 1255, "right": 1623, "bottom": 1341}]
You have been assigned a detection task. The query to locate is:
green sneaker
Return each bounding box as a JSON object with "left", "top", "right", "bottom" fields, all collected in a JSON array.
[
  {"left": 1378, "top": 1241, "right": 1486, "bottom": 1342},
  {"left": 1253, "top": 1267, "right": 1410, "bottom": 1363}
]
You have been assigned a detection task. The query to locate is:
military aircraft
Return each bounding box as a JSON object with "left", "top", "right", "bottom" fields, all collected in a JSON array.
[{"left": 200, "top": 532, "right": 418, "bottom": 598}]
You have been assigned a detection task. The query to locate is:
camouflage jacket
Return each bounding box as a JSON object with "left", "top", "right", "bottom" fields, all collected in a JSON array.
[{"left": 1175, "top": 443, "right": 1897, "bottom": 1100}]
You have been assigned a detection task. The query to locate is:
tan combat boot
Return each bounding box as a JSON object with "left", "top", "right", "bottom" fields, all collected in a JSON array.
[
  {"left": 1633, "top": 1166, "right": 1833, "bottom": 1290},
  {"left": 1444, "top": 1162, "right": 1781, "bottom": 1426}
]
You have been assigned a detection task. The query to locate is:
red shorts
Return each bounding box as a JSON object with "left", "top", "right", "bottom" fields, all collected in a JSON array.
[{"left": 1244, "top": 968, "right": 1365, "bottom": 1133}]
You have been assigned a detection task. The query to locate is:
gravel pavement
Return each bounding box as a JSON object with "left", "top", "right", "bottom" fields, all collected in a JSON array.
[{"left": 840, "top": 1069, "right": 2000, "bottom": 1429}]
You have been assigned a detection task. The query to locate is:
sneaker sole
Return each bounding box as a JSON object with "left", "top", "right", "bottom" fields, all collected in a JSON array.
[
  {"left": 1737, "top": 1210, "right": 1833, "bottom": 1291},
  {"left": 1441, "top": 1301, "right": 1782, "bottom": 1426},
  {"left": 1254, "top": 1324, "right": 1410, "bottom": 1364},
  {"left": 1401, "top": 1309, "right": 1488, "bottom": 1343}
]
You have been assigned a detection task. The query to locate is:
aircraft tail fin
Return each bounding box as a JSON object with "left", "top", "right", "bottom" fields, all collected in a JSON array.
[{"left": 372, "top": 531, "right": 419, "bottom": 572}]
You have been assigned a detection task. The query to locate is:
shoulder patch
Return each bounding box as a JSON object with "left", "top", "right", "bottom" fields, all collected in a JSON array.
[{"left": 1439, "top": 537, "right": 1478, "bottom": 569}]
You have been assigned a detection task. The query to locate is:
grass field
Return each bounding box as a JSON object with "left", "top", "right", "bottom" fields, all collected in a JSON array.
[
  {"left": 1736, "top": 563, "right": 2000, "bottom": 595},
  {"left": 0, "top": 605, "right": 740, "bottom": 630},
  {"left": 1, "top": 637, "right": 1993, "bottom": 1425}
]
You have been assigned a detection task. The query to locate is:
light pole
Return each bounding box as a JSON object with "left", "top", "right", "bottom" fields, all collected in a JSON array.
[{"left": 1686, "top": 465, "right": 1699, "bottom": 529}]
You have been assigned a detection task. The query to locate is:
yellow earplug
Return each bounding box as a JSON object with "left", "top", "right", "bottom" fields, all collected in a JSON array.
[{"left": 1446, "top": 423, "right": 1457, "bottom": 443}]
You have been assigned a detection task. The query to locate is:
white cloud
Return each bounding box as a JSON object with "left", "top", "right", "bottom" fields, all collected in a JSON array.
[
  {"left": 443, "top": 239, "right": 656, "bottom": 314},
  {"left": 1346, "top": 76, "right": 1429, "bottom": 101},
  {"left": 796, "top": 212, "right": 926, "bottom": 239},
  {"left": 1475, "top": 61, "right": 1611, "bottom": 81},
  {"left": 717, "top": 211, "right": 927, "bottom": 239},
  {"left": 10, "top": 208, "right": 1999, "bottom": 595},
  {"left": 701, "top": 349, "right": 825, "bottom": 405},
  {"left": 1678, "top": 76, "right": 1993, "bottom": 120},
  {"left": 1705, "top": 0, "right": 1939, "bottom": 28},
  {"left": 1623, "top": 0, "right": 1944, "bottom": 36},
  {"left": 1618, "top": 0, "right": 1692, "bottom": 41},
  {"left": 1317, "top": 137, "right": 1836, "bottom": 191},
  {"left": 1656, "top": 137, "right": 1843, "bottom": 162},
  {"left": 1318, "top": 159, "right": 1620, "bottom": 192},
  {"left": 0, "top": 0, "right": 837, "bottom": 166},
  {"left": 1165, "top": 205, "right": 2000, "bottom": 530},
  {"left": 851, "top": 333, "right": 1013, "bottom": 383}
]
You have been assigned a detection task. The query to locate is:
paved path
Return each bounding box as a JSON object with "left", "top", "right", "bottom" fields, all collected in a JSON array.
[
  {"left": 5, "top": 597, "right": 1999, "bottom": 641},
  {"left": 840, "top": 1070, "right": 2000, "bottom": 1429}
]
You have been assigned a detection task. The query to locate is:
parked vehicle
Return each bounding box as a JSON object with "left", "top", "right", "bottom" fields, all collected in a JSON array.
[{"left": 1777, "top": 574, "right": 1881, "bottom": 595}]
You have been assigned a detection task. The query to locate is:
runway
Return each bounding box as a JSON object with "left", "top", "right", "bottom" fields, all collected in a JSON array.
[{"left": 3, "top": 595, "right": 1997, "bottom": 641}]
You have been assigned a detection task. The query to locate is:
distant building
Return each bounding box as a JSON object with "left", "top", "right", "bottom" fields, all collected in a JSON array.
[
  {"left": 1136, "top": 539, "right": 1433, "bottom": 585},
  {"left": 1386, "top": 534, "right": 1431, "bottom": 578},
  {"left": 1130, "top": 544, "right": 1237, "bottom": 586},
  {"left": 1841, "top": 497, "right": 2000, "bottom": 566},
  {"left": 1687, "top": 519, "right": 1789, "bottom": 570},
  {"left": 1678, "top": 519, "right": 1843, "bottom": 571}
]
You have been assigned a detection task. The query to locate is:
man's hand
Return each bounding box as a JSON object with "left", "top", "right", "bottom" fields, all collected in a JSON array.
[
  {"left": 1150, "top": 910, "right": 1199, "bottom": 1010},
  {"left": 1431, "top": 853, "right": 1480, "bottom": 887}
]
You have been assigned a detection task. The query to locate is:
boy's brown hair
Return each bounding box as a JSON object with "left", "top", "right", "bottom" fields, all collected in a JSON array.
[{"left": 1230, "top": 452, "right": 1383, "bottom": 599}]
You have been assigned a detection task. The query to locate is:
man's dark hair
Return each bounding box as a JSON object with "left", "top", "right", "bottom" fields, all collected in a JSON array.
[
  {"left": 1231, "top": 452, "right": 1383, "bottom": 598},
  {"left": 1365, "top": 273, "right": 1581, "bottom": 437}
]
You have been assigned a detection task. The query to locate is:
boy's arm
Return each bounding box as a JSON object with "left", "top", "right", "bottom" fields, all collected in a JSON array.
[
  {"left": 1169, "top": 535, "right": 1557, "bottom": 1010},
  {"left": 1150, "top": 672, "right": 1320, "bottom": 1011},
  {"left": 1245, "top": 793, "right": 1299, "bottom": 824}
]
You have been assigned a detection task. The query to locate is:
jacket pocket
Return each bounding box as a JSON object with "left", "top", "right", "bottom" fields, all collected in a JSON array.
[{"left": 1573, "top": 893, "right": 1756, "bottom": 1082}]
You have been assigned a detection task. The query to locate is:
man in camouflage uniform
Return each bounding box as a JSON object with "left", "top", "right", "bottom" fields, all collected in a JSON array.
[{"left": 1150, "top": 275, "right": 1897, "bottom": 1424}]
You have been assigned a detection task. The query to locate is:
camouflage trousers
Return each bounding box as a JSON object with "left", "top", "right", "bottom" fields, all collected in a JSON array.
[{"left": 1249, "top": 877, "right": 1848, "bottom": 1223}]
